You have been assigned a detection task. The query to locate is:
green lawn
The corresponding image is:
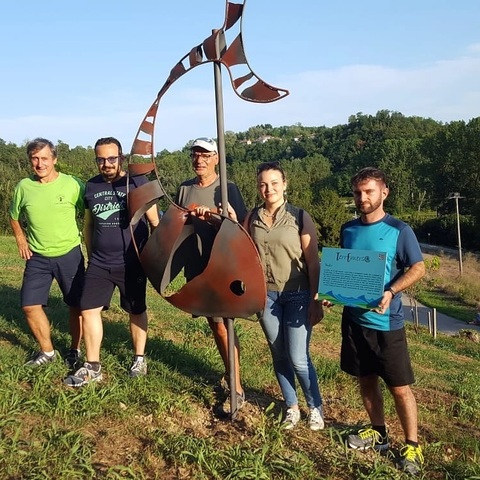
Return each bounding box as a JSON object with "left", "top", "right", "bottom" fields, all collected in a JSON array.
[{"left": 0, "top": 236, "right": 479, "bottom": 479}]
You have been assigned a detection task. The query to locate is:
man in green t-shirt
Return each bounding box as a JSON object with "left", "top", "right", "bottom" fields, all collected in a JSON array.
[{"left": 9, "top": 138, "right": 85, "bottom": 369}]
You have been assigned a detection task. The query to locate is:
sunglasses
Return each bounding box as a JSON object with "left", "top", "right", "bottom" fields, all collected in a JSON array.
[
  {"left": 256, "top": 161, "right": 282, "bottom": 174},
  {"left": 95, "top": 155, "right": 121, "bottom": 165}
]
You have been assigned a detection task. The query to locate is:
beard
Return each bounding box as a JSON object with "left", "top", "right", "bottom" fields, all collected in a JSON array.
[
  {"left": 101, "top": 165, "right": 122, "bottom": 181},
  {"left": 357, "top": 197, "right": 382, "bottom": 215}
]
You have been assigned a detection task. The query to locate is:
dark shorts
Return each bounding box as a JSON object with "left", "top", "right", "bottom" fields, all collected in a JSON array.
[
  {"left": 80, "top": 262, "right": 147, "bottom": 314},
  {"left": 340, "top": 309, "right": 415, "bottom": 387},
  {"left": 21, "top": 245, "right": 85, "bottom": 307}
]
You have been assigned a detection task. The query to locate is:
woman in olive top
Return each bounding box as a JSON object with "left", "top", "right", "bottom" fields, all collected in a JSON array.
[{"left": 244, "top": 161, "right": 325, "bottom": 431}]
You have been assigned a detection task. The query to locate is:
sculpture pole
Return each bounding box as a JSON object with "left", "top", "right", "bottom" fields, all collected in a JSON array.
[{"left": 213, "top": 29, "right": 239, "bottom": 418}]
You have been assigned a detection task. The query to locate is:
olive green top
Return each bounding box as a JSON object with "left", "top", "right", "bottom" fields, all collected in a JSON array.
[{"left": 249, "top": 202, "right": 309, "bottom": 292}]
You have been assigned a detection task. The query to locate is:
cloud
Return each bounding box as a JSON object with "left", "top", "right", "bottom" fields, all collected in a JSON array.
[
  {"left": 2, "top": 46, "right": 480, "bottom": 152},
  {"left": 273, "top": 46, "right": 480, "bottom": 127}
]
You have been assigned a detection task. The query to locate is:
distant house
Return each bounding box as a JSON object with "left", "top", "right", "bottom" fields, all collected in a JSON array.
[
  {"left": 239, "top": 135, "right": 281, "bottom": 145},
  {"left": 257, "top": 135, "right": 275, "bottom": 143}
]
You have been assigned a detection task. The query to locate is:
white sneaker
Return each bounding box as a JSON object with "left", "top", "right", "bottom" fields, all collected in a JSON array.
[
  {"left": 283, "top": 408, "right": 301, "bottom": 430},
  {"left": 308, "top": 406, "right": 325, "bottom": 431},
  {"left": 129, "top": 357, "right": 147, "bottom": 377}
]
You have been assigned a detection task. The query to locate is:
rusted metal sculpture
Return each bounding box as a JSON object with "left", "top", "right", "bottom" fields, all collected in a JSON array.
[{"left": 127, "top": 0, "right": 289, "bottom": 417}]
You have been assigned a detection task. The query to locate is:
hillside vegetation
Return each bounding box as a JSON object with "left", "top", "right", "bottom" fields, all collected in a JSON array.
[{"left": 1, "top": 110, "right": 479, "bottom": 250}]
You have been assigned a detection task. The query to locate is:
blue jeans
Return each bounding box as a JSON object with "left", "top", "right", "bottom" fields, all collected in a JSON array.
[{"left": 260, "top": 290, "right": 322, "bottom": 409}]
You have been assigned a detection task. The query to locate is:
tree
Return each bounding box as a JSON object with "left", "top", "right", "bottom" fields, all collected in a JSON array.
[{"left": 311, "top": 189, "right": 351, "bottom": 247}]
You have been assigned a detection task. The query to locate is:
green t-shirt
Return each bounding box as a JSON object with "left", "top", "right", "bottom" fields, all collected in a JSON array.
[{"left": 9, "top": 172, "right": 85, "bottom": 257}]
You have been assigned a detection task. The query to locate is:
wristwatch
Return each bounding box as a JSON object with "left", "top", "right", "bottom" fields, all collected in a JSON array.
[{"left": 387, "top": 287, "right": 397, "bottom": 298}]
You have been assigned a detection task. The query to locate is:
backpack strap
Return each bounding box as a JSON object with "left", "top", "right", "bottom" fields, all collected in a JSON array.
[{"left": 248, "top": 206, "right": 260, "bottom": 233}]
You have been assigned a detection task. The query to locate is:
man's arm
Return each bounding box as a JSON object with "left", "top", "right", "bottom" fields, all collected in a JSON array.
[
  {"left": 83, "top": 209, "right": 94, "bottom": 259},
  {"left": 9, "top": 217, "right": 32, "bottom": 260},
  {"left": 375, "top": 261, "right": 425, "bottom": 313},
  {"left": 390, "top": 261, "right": 426, "bottom": 294},
  {"left": 145, "top": 204, "right": 160, "bottom": 232}
]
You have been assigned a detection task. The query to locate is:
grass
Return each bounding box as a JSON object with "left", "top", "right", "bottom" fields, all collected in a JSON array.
[
  {"left": 1, "top": 235, "right": 480, "bottom": 479},
  {"left": 416, "top": 252, "right": 480, "bottom": 323}
]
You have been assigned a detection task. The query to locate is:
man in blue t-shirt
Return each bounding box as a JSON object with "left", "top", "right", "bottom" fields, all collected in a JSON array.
[
  {"left": 340, "top": 167, "right": 425, "bottom": 475},
  {"left": 64, "top": 137, "right": 159, "bottom": 387}
]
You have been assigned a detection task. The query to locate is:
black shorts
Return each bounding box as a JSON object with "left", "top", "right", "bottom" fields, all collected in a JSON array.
[
  {"left": 80, "top": 262, "right": 147, "bottom": 314},
  {"left": 21, "top": 245, "right": 85, "bottom": 307},
  {"left": 340, "top": 309, "right": 415, "bottom": 387}
]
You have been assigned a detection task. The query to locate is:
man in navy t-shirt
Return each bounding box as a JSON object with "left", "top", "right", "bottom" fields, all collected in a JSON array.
[{"left": 65, "top": 137, "right": 159, "bottom": 387}]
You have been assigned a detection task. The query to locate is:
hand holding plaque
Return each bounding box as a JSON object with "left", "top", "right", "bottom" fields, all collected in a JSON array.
[{"left": 318, "top": 247, "right": 387, "bottom": 309}]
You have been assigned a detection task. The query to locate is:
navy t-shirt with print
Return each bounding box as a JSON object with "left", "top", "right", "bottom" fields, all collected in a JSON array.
[{"left": 84, "top": 174, "right": 149, "bottom": 267}]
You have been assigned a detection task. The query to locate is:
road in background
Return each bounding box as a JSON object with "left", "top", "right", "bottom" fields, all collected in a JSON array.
[{"left": 402, "top": 295, "right": 479, "bottom": 336}]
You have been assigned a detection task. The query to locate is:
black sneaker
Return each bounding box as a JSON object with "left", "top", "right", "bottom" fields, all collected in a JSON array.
[
  {"left": 24, "top": 351, "right": 57, "bottom": 367},
  {"left": 64, "top": 349, "right": 82, "bottom": 370},
  {"left": 347, "top": 427, "right": 390, "bottom": 451}
]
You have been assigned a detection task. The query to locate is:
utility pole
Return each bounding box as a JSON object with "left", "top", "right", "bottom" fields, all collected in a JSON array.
[{"left": 447, "top": 192, "right": 464, "bottom": 275}]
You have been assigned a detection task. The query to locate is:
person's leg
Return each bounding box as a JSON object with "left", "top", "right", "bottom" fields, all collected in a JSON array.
[
  {"left": 207, "top": 317, "right": 243, "bottom": 395},
  {"left": 64, "top": 305, "right": 103, "bottom": 387},
  {"left": 22, "top": 305, "right": 54, "bottom": 352},
  {"left": 389, "top": 384, "right": 418, "bottom": 442},
  {"left": 129, "top": 311, "right": 148, "bottom": 356},
  {"left": 21, "top": 254, "right": 55, "bottom": 353},
  {"left": 64, "top": 264, "right": 112, "bottom": 386},
  {"left": 77, "top": 264, "right": 115, "bottom": 363},
  {"left": 260, "top": 291, "right": 298, "bottom": 408},
  {"left": 283, "top": 291, "right": 322, "bottom": 409},
  {"left": 81, "top": 307, "right": 104, "bottom": 362},
  {"left": 68, "top": 306, "right": 82, "bottom": 350},
  {"left": 359, "top": 374, "right": 385, "bottom": 425},
  {"left": 121, "top": 262, "right": 148, "bottom": 368},
  {"left": 54, "top": 246, "right": 85, "bottom": 351}
]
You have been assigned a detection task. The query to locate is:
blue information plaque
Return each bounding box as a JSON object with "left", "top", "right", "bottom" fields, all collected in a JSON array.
[{"left": 318, "top": 247, "right": 387, "bottom": 308}]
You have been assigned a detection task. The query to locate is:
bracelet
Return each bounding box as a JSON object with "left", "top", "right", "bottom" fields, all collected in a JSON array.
[{"left": 388, "top": 287, "right": 397, "bottom": 298}]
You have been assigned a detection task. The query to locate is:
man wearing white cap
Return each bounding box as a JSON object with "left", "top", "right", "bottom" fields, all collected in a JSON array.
[{"left": 176, "top": 137, "right": 248, "bottom": 410}]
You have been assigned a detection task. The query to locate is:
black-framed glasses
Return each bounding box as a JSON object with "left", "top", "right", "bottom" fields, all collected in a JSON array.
[
  {"left": 256, "top": 161, "right": 281, "bottom": 174},
  {"left": 95, "top": 156, "right": 120, "bottom": 165}
]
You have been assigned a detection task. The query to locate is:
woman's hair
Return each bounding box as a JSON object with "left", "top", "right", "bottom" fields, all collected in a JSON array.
[{"left": 256, "top": 161, "right": 286, "bottom": 181}]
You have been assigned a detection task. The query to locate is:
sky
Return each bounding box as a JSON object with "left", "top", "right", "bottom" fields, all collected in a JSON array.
[{"left": 1, "top": 0, "right": 480, "bottom": 152}]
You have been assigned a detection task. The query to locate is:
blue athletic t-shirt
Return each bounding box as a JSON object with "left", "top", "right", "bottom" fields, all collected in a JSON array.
[{"left": 340, "top": 214, "right": 423, "bottom": 331}]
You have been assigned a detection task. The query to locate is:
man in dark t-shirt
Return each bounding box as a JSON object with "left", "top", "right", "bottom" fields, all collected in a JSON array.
[{"left": 65, "top": 137, "right": 159, "bottom": 387}]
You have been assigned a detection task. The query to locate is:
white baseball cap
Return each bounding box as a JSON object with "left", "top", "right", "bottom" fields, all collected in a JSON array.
[{"left": 191, "top": 137, "right": 217, "bottom": 152}]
